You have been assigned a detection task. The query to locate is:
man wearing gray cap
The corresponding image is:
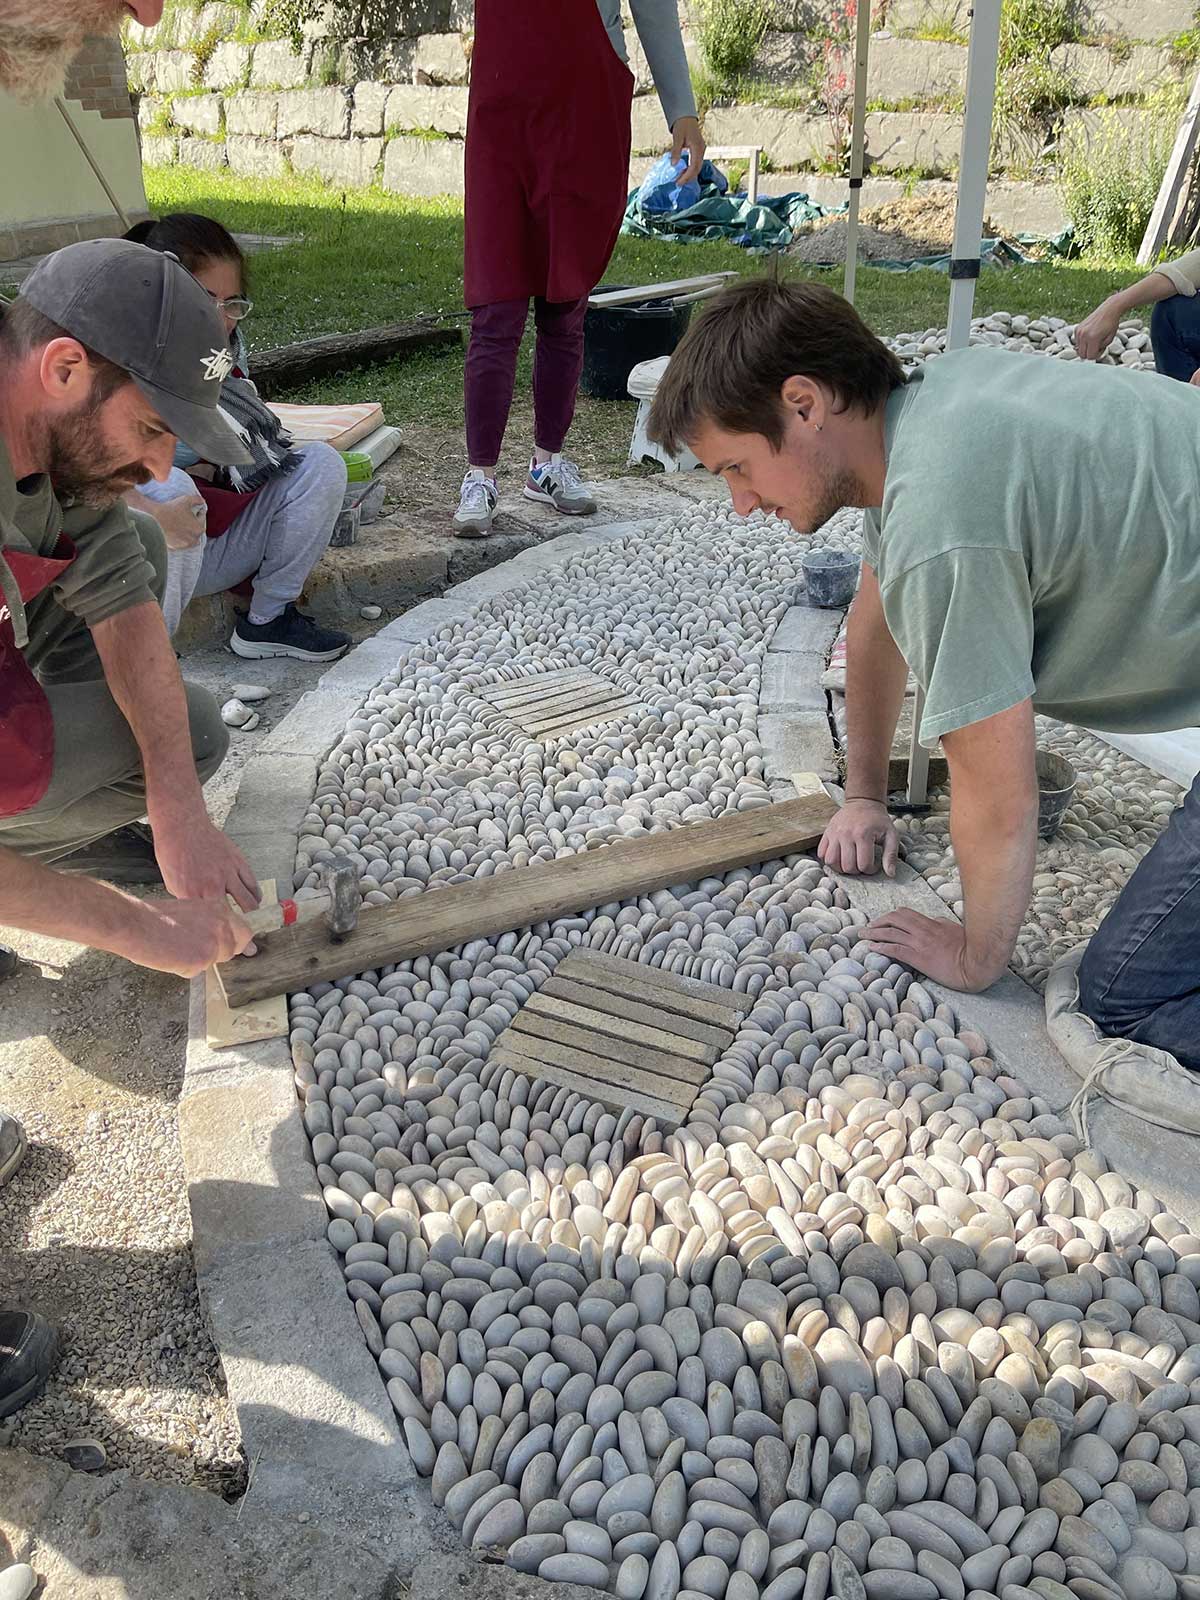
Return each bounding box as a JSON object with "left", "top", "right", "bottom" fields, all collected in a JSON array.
[{"left": 0, "top": 237, "right": 261, "bottom": 975}]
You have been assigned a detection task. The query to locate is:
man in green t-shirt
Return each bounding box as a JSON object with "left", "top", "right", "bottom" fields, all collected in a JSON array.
[{"left": 650, "top": 275, "right": 1200, "bottom": 1071}]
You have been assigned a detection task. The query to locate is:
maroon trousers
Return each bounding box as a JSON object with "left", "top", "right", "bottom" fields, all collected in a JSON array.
[{"left": 465, "top": 295, "right": 589, "bottom": 468}]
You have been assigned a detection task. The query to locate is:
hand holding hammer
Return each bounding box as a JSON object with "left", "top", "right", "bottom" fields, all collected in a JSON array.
[{"left": 243, "top": 861, "right": 360, "bottom": 947}]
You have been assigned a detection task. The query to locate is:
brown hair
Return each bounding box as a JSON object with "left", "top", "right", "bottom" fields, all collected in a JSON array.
[
  {"left": 0, "top": 297, "right": 130, "bottom": 402},
  {"left": 650, "top": 275, "right": 905, "bottom": 453}
]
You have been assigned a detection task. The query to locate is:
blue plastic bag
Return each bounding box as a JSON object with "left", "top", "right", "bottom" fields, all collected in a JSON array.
[{"left": 636, "top": 153, "right": 728, "bottom": 215}]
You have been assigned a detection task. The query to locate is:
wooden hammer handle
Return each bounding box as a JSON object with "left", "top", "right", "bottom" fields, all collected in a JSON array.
[{"left": 243, "top": 894, "right": 328, "bottom": 936}]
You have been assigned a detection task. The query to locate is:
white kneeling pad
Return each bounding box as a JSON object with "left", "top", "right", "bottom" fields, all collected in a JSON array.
[{"left": 1046, "top": 946, "right": 1200, "bottom": 1143}]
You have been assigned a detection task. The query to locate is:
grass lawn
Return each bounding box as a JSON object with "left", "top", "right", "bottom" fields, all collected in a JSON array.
[{"left": 125, "top": 167, "right": 1146, "bottom": 497}]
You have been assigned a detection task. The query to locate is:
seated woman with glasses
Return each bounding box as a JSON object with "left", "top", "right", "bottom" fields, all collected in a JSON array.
[{"left": 123, "top": 213, "right": 350, "bottom": 662}]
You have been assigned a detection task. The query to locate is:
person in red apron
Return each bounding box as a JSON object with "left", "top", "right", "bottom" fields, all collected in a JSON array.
[
  {"left": 452, "top": 0, "right": 704, "bottom": 538},
  {"left": 0, "top": 238, "right": 260, "bottom": 966}
]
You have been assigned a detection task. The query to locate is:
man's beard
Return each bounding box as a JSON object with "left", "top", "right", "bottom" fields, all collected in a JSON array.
[
  {"left": 46, "top": 400, "right": 144, "bottom": 509},
  {"left": 793, "top": 464, "right": 865, "bottom": 536},
  {"left": 0, "top": 0, "right": 128, "bottom": 99}
]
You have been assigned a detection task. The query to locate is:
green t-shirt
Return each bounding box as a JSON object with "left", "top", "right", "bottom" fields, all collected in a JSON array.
[{"left": 863, "top": 349, "right": 1200, "bottom": 747}]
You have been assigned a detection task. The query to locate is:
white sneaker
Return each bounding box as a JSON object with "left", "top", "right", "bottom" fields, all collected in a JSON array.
[
  {"left": 453, "top": 470, "right": 499, "bottom": 538},
  {"left": 523, "top": 455, "right": 597, "bottom": 515}
]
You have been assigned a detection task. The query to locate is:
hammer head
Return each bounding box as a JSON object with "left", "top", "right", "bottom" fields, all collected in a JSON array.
[{"left": 318, "top": 861, "right": 359, "bottom": 944}]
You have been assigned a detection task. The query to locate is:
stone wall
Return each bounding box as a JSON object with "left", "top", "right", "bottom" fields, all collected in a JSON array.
[{"left": 126, "top": 0, "right": 1195, "bottom": 202}]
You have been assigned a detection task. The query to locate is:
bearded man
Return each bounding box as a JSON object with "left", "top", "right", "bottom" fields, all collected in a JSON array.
[
  {"left": 0, "top": 240, "right": 264, "bottom": 1418},
  {"left": 0, "top": 0, "right": 162, "bottom": 98}
]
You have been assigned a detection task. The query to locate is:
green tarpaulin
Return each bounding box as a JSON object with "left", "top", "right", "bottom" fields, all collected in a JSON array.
[
  {"left": 621, "top": 182, "right": 835, "bottom": 249},
  {"left": 621, "top": 177, "right": 1077, "bottom": 270}
]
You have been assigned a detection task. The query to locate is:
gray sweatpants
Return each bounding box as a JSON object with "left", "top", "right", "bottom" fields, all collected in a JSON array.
[{"left": 139, "top": 442, "right": 348, "bottom": 635}]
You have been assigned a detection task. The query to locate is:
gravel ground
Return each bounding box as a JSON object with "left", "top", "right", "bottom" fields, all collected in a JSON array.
[
  {"left": 0, "top": 641, "right": 360, "bottom": 1494},
  {"left": 0, "top": 933, "right": 245, "bottom": 1494}
]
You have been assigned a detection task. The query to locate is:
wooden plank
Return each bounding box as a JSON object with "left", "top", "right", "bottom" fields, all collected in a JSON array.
[
  {"left": 249, "top": 321, "right": 462, "bottom": 397},
  {"left": 491, "top": 684, "right": 611, "bottom": 717},
  {"left": 539, "top": 975, "right": 730, "bottom": 1050},
  {"left": 498, "top": 1029, "right": 696, "bottom": 1109},
  {"left": 509, "top": 1008, "right": 709, "bottom": 1086},
  {"left": 556, "top": 952, "right": 745, "bottom": 1029},
  {"left": 560, "top": 949, "right": 747, "bottom": 1018},
  {"left": 588, "top": 274, "right": 737, "bottom": 309},
  {"left": 480, "top": 670, "right": 598, "bottom": 706},
  {"left": 489, "top": 1047, "right": 687, "bottom": 1125},
  {"left": 517, "top": 686, "right": 626, "bottom": 724},
  {"left": 523, "top": 991, "right": 719, "bottom": 1064},
  {"left": 205, "top": 880, "right": 288, "bottom": 1049},
  {"left": 1139, "top": 64, "right": 1200, "bottom": 265},
  {"left": 215, "top": 792, "right": 838, "bottom": 1007},
  {"left": 523, "top": 701, "right": 643, "bottom": 738},
  {"left": 887, "top": 752, "right": 948, "bottom": 791}
]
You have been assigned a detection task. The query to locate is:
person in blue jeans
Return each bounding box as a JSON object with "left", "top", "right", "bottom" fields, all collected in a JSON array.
[{"left": 1075, "top": 247, "right": 1200, "bottom": 381}]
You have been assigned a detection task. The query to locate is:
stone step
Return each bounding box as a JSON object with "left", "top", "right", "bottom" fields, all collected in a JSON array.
[{"left": 0, "top": 1445, "right": 399, "bottom": 1599}]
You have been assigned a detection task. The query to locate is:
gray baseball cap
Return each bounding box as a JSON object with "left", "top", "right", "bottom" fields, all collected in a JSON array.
[{"left": 20, "top": 238, "right": 252, "bottom": 467}]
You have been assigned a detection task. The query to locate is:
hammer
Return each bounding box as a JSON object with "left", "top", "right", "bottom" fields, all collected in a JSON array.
[{"left": 245, "top": 861, "right": 360, "bottom": 945}]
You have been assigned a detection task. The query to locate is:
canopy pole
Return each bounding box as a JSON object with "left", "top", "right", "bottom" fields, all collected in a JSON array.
[
  {"left": 842, "top": 0, "right": 873, "bottom": 304},
  {"left": 906, "top": 0, "right": 1002, "bottom": 805},
  {"left": 55, "top": 97, "right": 132, "bottom": 231}
]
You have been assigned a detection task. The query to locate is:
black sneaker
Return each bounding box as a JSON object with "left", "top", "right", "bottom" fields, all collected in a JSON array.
[
  {"left": 55, "top": 823, "right": 162, "bottom": 885},
  {"left": 0, "top": 948, "right": 17, "bottom": 982},
  {"left": 230, "top": 604, "right": 350, "bottom": 663},
  {"left": 0, "top": 1310, "right": 58, "bottom": 1419},
  {"left": 0, "top": 1109, "right": 26, "bottom": 1189}
]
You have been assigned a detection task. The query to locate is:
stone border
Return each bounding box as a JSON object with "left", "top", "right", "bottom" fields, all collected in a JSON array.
[{"left": 180, "top": 515, "right": 1200, "bottom": 1579}]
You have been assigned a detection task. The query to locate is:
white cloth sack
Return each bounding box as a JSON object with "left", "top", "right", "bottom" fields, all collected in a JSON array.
[{"left": 1046, "top": 946, "right": 1200, "bottom": 1144}]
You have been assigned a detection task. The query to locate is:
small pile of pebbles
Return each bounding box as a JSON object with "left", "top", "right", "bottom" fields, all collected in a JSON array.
[
  {"left": 290, "top": 503, "right": 1200, "bottom": 1600},
  {"left": 883, "top": 313, "right": 1154, "bottom": 374},
  {"left": 790, "top": 219, "right": 938, "bottom": 266}
]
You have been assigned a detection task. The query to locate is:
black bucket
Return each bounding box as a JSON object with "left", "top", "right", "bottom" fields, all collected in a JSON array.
[{"left": 581, "top": 289, "right": 693, "bottom": 400}]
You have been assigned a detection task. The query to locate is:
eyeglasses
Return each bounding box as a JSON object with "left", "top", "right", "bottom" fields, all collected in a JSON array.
[{"left": 210, "top": 294, "right": 253, "bottom": 321}]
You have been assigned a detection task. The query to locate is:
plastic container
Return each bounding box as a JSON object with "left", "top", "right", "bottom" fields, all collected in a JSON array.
[
  {"left": 802, "top": 548, "right": 861, "bottom": 608},
  {"left": 581, "top": 289, "right": 692, "bottom": 401},
  {"left": 1036, "top": 749, "right": 1077, "bottom": 839}
]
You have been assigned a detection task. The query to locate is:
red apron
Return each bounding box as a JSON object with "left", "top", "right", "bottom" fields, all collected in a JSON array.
[
  {"left": 193, "top": 479, "right": 259, "bottom": 538},
  {"left": 0, "top": 537, "right": 76, "bottom": 817},
  {"left": 464, "top": 0, "right": 635, "bottom": 308}
]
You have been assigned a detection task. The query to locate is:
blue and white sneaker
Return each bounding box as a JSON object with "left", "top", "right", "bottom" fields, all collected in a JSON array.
[{"left": 523, "top": 455, "right": 597, "bottom": 515}]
